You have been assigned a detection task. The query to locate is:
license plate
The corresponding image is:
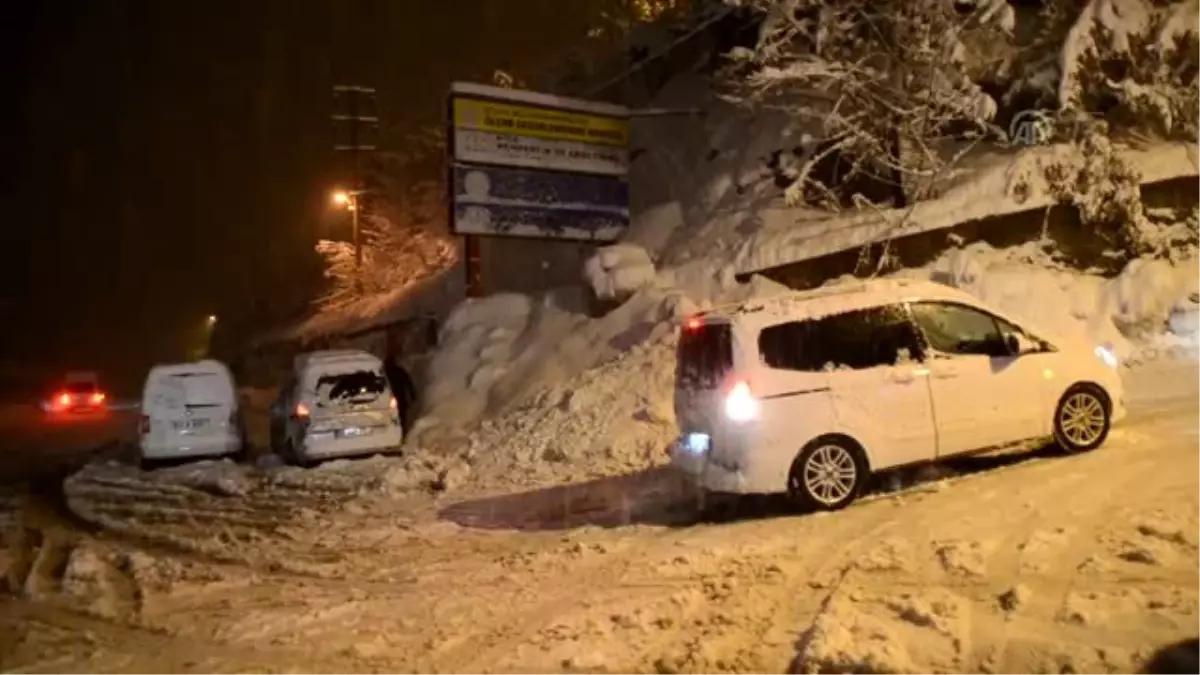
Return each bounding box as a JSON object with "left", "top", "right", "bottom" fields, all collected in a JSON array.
[
  {"left": 339, "top": 426, "right": 367, "bottom": 438},
  {"left": 173, "top": 418, "right": 210, "bottom": 431}
]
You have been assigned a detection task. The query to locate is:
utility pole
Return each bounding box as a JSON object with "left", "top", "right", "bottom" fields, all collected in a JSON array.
[{"left": 332, "top": 84, "right": 378, "bottom": 269}]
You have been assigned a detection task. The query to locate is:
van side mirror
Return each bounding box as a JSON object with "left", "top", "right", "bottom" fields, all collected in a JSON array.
[
  {"left": 1004, "top": 333, "right": 1020, "bottom": 356},
  {"left": 1003, "top": 332, "right": 1035, "bottom": 357}
]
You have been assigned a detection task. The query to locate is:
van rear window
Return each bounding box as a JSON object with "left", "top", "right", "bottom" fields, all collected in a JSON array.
[
  {"left": 676, "top": 323, "right": 733, "bottom": 390},
  {"left": 169, "top": 373, "right": 230, "bottom": 407},
  {"left": 149, "top": 371, "right": 231, "bottom": 411},
  {"left": 315, "top": 370, "right": 388, "bottom": 405}
]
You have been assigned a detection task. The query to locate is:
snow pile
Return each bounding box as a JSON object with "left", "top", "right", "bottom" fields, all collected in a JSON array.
[
  {"left": 407, "top": 286, "right": 696, "bottom": 451},
  {"left": 62, "top": 455, "right": 438, "bottom": 572},
  {"left": 448, "top": 337, "right": 677, "bottom": 494},
  {"left": 886, "top": 240, "right": 1200, "bottom": 361},
  {"left": 417, "top": 292, "right": 541, "bottom": 433},
  {"left": 583, "top": 243, "right": 657, "bottom": 301},
  {"left": 60, "top": 544, "right": 121, "bottom": 618},
  {"left": 407, "top": 270, "right": 798, "bottom": 459}
]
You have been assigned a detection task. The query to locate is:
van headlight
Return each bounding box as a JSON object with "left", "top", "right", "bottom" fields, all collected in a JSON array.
[{"left": 1094, "top": 345, "right": 1118, "bottom": 368}]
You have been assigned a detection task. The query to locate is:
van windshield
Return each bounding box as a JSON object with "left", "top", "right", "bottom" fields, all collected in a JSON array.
[
  {"left": 314, "top": 369, "right": 389, "bottom": 409},
  {"left": 676, "top": 322, "right": 733, "bottom": 390}
]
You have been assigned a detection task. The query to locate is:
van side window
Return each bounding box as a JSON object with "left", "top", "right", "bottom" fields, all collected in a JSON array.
[
  {"left": 909, "top": 302, "right": 1007, "bottom": 357},
  {"left": 759, "top": 304, "right": 923, "bottom": 371}
]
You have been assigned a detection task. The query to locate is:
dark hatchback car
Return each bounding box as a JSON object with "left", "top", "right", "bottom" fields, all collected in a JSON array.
[{"left": 42, "top": 372, "right": 109, "bottom": 419}]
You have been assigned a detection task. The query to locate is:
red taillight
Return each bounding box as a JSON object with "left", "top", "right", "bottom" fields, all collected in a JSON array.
[
  {"left": 56, "top": 392, "right": 72, "bottom": 407},
  {"left": 90, "top": 392, "right": 106, "bottom": 405},
  {"left": 686, "top": 317, "right": 703, "bottom": 331},
  {"left": 295, "top": 402, "right": 310, "bottom": 418},
  {"left": 139, "top": 415, "right": 150, "bottom": 434}
]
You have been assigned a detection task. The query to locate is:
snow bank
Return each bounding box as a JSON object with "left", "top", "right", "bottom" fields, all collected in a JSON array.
[
  {"left": 407, "top": 285, "right": 694, "bottom": 451},
  {"left": 447, "top": 338, "right": 678, "bottom": 494},
  {"left": 883, "top": 241, "right": 1200, "bottom": 361},
  {"left": 405, "top": 269, "right": 793, "bottom": 488},
  {"left": 62, "top": 455, "right": 436, "bottom": 569},
  {"left": 583, "top": 243, "right": 657, "bottom": 301}
]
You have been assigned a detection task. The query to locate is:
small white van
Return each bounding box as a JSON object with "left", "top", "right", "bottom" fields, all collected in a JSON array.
[
  {"left": 671, "top": 278, "right": 1126, "bottom": 511},
  {"left": 139, "top": 360, "right": 245, "bottom": 464},
  {"left": 269, "top": 349, "right": 403, "bottom": 465}
]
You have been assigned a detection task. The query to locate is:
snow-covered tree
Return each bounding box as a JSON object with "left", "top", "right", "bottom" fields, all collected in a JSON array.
[
  {"left": 1006, "top": 0, "right": 1198, "bottom": 141},
  {"left": 1007, "top": 0, "right": 1199, "bottom": 261},
  {"left": 315, "top": 123, "right": 457, "bottom": 312},
  {"left": 315, "top": 213, "right": 456, "bottom": 311},
  {"left": 1062, "top": 0, "right": 1198, "bottom": 140},
  {"left": 721, "top": 0, "right": 1015, "bottom": 208}
]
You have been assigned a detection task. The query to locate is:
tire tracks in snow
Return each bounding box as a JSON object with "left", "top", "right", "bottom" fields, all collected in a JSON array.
[
  {"left": 437, "top": 491, "right": 937, "bottom": 672},
  {"left": 971, "top": 447, "right": 1163, "bottom": 670}
]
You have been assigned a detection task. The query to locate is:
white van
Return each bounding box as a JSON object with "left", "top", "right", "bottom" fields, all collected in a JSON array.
[
  {"left": 269, "top": 349, "right": 403, "bottom": 465},
  {"left": 139, "top": 360, "right": 244, "bottom": 464},
  {"left": 671, "top": 278, "right": 1125, "bottom": 511}
]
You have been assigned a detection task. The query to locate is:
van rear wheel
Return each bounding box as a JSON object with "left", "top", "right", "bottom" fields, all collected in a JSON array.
[{"left": 788, "top": 437, "right": 867, "bottom": 511}]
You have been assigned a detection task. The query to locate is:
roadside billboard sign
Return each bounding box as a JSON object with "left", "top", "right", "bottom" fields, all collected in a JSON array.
[{"left": 448, "top": 82, "right": 630, "bottom": 242}]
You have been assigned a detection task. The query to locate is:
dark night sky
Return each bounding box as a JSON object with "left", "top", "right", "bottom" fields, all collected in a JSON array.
[{"left": 1, "top": 1, "right": 624, "bottom": 390}]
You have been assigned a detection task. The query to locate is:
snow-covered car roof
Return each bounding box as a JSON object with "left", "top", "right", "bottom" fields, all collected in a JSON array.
[
  {"left": 293, "top": 349, "right": 382, "bottom": 373},
  {"left": 698, "top": 278, "right": 1065, "bottom": 344},
  {"left": 700, "top": 278, "right": 972, "bottom": 321},
  {"left": 147, "top": 359, "right": 232, "bottom": 377}
]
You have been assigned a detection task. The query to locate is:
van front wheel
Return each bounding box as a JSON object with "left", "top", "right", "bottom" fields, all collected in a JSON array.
[
  {"left": 788, "top": 437, "right": 867, "bottom": 511},
  {"left": 1054, "top": 384, "right": 1111, "bottom": 452}
]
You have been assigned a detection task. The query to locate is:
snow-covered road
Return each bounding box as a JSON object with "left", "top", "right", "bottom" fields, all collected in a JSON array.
[
  {"left": 0, "top": 404, "right": 137, "bottom": 485},
  {"left": 0, "top": 362, "right": 1195, "bottom": 673}
]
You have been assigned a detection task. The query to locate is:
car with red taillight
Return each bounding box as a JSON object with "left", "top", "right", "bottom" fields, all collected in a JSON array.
[
  {"left": 41, "top": 373, "right": 109, "bottom": 418},
  {"left": 269, "top": 349, "right": 404, "bottom": 466}
]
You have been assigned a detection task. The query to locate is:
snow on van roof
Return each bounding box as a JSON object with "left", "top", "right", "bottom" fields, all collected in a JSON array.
[
  {"left": 696, "top": 278, "right": 969, "bottom": 320},
  {"left": 293, "top": 349, "right": 382, "bottom": 371},
  {"left": 147, "top": 359, "right": 232, "bottom": 376}
]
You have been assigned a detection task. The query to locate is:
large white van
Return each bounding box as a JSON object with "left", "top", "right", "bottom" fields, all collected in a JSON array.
[
  {"left": 670, "top": 278, "right": 1126, "bottom": 511},
  {"left": 269, "top": 349, "right": 403, "bottom": 465},
  {"left": 139, "top": 360, "right": 245, "bottom": 464}
]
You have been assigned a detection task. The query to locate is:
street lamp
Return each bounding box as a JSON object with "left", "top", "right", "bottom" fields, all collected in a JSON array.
[
  {"left": 206, "top": 314, "right": 218, "bottom": 326},
  {"left": 331, "top": 189, "right": 365, "bottom": 269}
]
